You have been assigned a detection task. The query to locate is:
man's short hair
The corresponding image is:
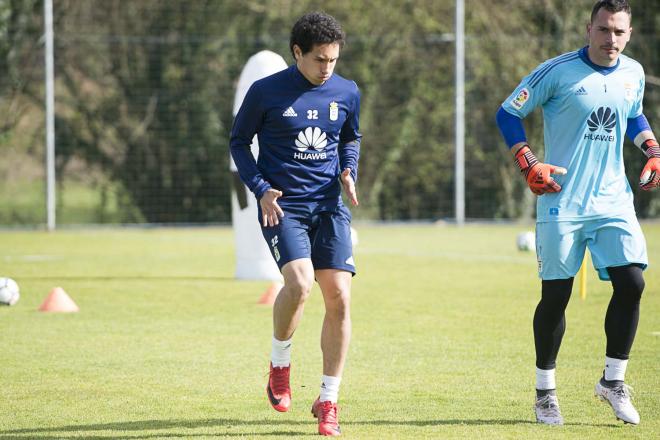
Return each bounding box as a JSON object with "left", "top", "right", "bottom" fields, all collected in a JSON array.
[
  {"left": 289, "top": 12, "right": 345, "bottom": 58},
  {"left": 590, "top": 0, "right": 632, "bottom": 22}
]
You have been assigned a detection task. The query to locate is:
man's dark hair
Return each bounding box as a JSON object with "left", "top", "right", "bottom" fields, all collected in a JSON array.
[
  {"left": 590, "top": 0, "right": 631, "bottom": 22},
  {"left": 289, "top": 12, "right": 345, "bottom": 58}
]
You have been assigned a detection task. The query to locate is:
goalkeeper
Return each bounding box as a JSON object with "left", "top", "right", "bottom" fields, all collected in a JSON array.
[{"left": 495, "top": 0, "right": 657, "bottom": 427}]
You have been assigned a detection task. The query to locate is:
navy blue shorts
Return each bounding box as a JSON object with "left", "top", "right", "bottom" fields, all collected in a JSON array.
[{"left": 259, "top": 201, "right": 356, "bottom": 275}]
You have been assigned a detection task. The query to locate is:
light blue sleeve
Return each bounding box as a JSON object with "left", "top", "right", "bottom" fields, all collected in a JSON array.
[
  {"left": 629, "top": 70, "right": 645, "bottom": 118},
  {"left": 501, "top": 61, "right": 558, "bottom": 119}
]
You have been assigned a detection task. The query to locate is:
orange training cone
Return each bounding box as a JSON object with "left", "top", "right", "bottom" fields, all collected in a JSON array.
[
  {"left": 257, "top": 281, "right": 283, "bottom": 305},
  {"left": 38, "top": 287, "right": 79, "bottom": 313}
]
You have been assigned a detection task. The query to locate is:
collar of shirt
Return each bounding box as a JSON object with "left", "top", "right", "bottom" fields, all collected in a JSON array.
[
  {"left": 579, "top": 46, "right": 620, "bottom": 75},
  {"left": 289, "top": 64, "right": 330, "bottom": 90}
]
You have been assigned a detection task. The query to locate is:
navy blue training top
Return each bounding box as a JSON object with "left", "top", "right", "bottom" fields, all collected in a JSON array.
[{"left": 230, "top": 64, "right": 361, "bottom": 205}]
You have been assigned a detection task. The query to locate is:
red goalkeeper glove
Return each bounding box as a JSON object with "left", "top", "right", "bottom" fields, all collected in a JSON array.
[
  {"left": 639, "top": 138, "right": 660, "bottom": 191},
  {"left": 514, "top": 144, "right": 567, "bottom": 195}
]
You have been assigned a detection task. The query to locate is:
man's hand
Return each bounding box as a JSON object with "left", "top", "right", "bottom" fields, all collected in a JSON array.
[
  {"left": 340, "top": 168, "right": 358, "bottom": 206},
  {"left": 259, "top": 189, "right": 284, "bottom": 227},
  {"left": 640, "top": 157, "right": 660, "bottom": 190},
  {"left": 514, "top": 144, "right": 567, "bottom": 195},
  {"left": 525, "top": 163, "right": 568, "bottom": 195},
  {"left": 639, "top": 138, "right": 660, "bottom": 191}
]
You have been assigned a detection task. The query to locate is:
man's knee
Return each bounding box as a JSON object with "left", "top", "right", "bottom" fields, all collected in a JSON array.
[
  {"left": 285, "top": 276, "right": 313, "bottom": 303},
  {"left": 324, "top": 286, "right": 351, "bottom": 318},
  {"left": 539, "top": 278, "right": 573, "bottom": 311},
  {"left": 282, "top": 261, "right": 315, "bottom": 303},
  {"left": 608, "top": 264, "right": 645, "bottom": 303},
  {"left": 315, "top": 269, "right": 352, "bottom": 318}
]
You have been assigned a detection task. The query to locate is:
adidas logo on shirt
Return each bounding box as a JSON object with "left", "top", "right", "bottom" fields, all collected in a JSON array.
[
  {"left": 282, "top": 107, "right": 298, "bottom": 117},
  {"left": 575, "top": 86, "right": 588, "bottom": 95}
]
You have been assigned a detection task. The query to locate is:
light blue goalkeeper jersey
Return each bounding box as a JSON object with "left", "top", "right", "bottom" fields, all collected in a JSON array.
[{"left": 502, "top": 46, "right": 645, "bottom": 222}]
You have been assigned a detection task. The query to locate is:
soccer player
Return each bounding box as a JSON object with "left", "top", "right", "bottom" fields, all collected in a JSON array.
[
  {"left": 496, "top": 0, "right": 658, "bottom": 426},
  {"left": 230, "top": 12, "right": 360, "bottom": 437}
]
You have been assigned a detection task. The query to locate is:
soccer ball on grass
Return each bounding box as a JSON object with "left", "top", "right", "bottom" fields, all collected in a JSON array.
[
  {"left": 0, "top": 277, "right": 20, "bottom": 306},
  {"left": 516, "top": 231, "right": 536, "bottom": 252}
]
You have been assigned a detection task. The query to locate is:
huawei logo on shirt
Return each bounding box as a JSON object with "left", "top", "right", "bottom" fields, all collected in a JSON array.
[
  {"left": 584, "top": 106, "right": 616, "bottom": 142},
  {"left": 587, "top": 107, "right": 616, "bottom": 133},
  {"left": 293, "top": 127, "right": 328, "bottom": 160}
]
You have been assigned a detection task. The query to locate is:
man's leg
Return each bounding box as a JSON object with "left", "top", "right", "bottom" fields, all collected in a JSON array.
[
  {"left": 604, "top": 264, "right": 644, "bottom": 367},
  {"left": 594, "top": 264, "right": 644, "bottom": 424},
  {"left": 274, "top": 258, "right": 315, "bottom": 340},
  {"left": 533, "top": 277, "right": 573, "bottom": 425},
  {"left": 316, "top": 269, "right": 352, "bottom": 379},
  {"left": 533, "top": 220, "right": 588, "bottom": 425},
  {"left": 311, "top": 268, "right": 351, "bottom": 436},
  {"left": 587, "top": 213, "right": 647, "bottom": 424},
  {"left": 267, "top": 258, "right": 315, "bottom": 412},
  {"left": 534, "top": 278, "right": 573, "bottom": 373}
]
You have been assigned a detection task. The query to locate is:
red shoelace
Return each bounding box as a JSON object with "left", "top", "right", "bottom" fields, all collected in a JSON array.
[
  {"left": 270, "top": 366, "right": 290, "bottom": 395},
  {"left": 319, "top": 401, "right": 338, "bottom": 425}
]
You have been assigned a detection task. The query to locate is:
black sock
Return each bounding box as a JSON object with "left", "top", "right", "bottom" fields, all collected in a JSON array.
[
  {"left": 600, "top": 375, "right": 624, "bottom": 389},
  {"left": 536, "top": 388, "right": 556, "bottom": 398}
]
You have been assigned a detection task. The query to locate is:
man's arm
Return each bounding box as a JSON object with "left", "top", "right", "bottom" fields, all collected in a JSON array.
[
  {"left": 229, "top": 83, "right": 284, "bottom": 226},
  {"left": 496, "top": 107, "right": 566, "bottom": 195},
  {"left": 229, "top": 83, "right": 271, "bottom": 200},
  {"left": 627, "top": 114, "right": 660, "bottom": 190},
  {"left": 338, "top": 86, "right": 361, "bottom": 205},
  {"left": 339, "top": 138, "right": 359, "bottom": 206}
]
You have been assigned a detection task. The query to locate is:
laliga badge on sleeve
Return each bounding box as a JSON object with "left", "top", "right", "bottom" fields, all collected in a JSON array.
[
  {"left": 329, "top": 101, "right": 339, "bottom": 121},
  {"left": 511, "top": 88, "right": 530, "bottom": 110}
]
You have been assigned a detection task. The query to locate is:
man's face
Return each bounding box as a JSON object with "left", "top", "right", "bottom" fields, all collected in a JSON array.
[
  {"left": 587, "top": 8, "right": 631, "bottom": 66},
  {"left": 294, "top": 43, "right": 340, "bottom": 86}
]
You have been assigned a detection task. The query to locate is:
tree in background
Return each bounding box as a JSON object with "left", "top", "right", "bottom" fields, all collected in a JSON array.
[{"left": 1, "top": 0, "right": 657, "bottom": 224}]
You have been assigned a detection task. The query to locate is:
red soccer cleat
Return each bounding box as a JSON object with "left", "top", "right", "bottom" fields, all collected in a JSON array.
[
  {"left": 266, "top": 362, "right": 291, "bottom": 412},
  {"left": 311, "top": 397, "right": 341, "bottom": 436}
]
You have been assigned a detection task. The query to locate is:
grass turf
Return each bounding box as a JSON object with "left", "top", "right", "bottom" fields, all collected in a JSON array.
[{"left": 0, "top": 223, "right": 658, "bottom": 439}]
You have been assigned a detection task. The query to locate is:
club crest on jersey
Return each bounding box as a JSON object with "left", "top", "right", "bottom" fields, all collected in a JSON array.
[
  {"left": 511, "top": 88, "right": 530, "bottom": 109},
  {"left": 294, "top": 126, "right": 328, "bottom": 160},
  {"left": 329, "top": 101, "right": 339, "bottom": 121}
]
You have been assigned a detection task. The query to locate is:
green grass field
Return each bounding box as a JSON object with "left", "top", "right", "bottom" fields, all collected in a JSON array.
[{"left": 0, "top": 223, "right": 658, "bottom": 439}]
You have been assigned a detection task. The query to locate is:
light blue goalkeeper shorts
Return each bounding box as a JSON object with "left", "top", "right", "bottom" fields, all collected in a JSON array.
[{"left": 536, "top": 212, "right": 648, "bottom": 281}]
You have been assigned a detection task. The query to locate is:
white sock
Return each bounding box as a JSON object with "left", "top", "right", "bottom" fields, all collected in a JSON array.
[
  {"left": 536, "top": 367, "right": 556, "bottom": 390},
  {"left": 320, "top": 375, "right": 341, "bottom": 403},
  {"left": 604, "top": 356, "right": 628, "bottom": 382},
  {"left": 270, "top": 337, "right": 292, "bottom": 368}
]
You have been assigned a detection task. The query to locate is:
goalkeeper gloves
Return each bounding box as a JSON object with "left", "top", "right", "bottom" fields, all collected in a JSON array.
[
  {"left": 639, "top": 138, "right": 660, "bottom": 191},
  {"left": 514, "top": 144, "right": 567, "bottom": 195}
]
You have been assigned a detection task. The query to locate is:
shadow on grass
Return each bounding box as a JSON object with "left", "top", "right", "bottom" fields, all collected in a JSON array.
[
  {"left": 352, "top": 419, "right": 619, "bottom": 427},
  {"left": 356, "top": 419, "right": 537, "bottom": 426},
  {"left": 0, "top": 417, "right": 621, "bottom": 438},
  {"left": 0, "top": 419, "right": 314, "bottom": 439}
]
